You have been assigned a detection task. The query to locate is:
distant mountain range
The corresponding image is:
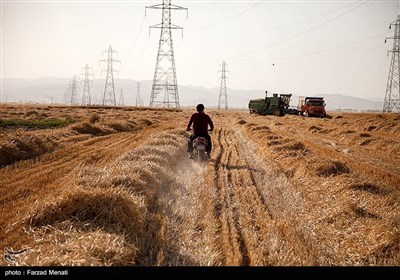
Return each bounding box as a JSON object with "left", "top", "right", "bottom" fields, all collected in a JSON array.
[{"left": 1, "top": 77, "right": 384, "bottom": 111}]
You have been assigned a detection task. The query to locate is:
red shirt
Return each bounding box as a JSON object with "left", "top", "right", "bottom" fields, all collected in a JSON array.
[{"left": 187, "top": 112, "right": 214, "bottom": 135}]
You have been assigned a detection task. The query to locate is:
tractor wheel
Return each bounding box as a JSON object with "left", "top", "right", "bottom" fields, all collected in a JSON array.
[
  {"left": 273, "top": 108, "right": 281, "bottom": 116},
  {"left": 304, "top": 111, "right": 309, "bottom": 117}
]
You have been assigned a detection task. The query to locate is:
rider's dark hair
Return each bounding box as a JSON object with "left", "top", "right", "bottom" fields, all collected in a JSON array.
[{"left": 196, "top": 104, "right": 205, "bottom": 112}]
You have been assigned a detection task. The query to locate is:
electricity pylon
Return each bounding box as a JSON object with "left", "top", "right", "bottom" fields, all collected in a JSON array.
[
  {"left": 136, "top": 82, "right": 143, "bottom": 106},
  {"left": 100, "top": 46, "right": 120, "bottom": 106},
  {"left": 118, "top": 88, "right": 125, "bottom": 106},
  {"left": 80, "top": 64, "right": 93, "bottom": 106},
  {"left": 63, "top": 87, "right": 70, "bottom": 104},
  {"left": 69, "top": 75, "right": 79, "bottom": 105},
  {"left": 383, "top": 15, "right": 400, "bottom": 113},
  {"left": 146, "top": 0, "right": 188, "bottom": 109},
  {"left": 218, "top": 60, "right": 229, "bottom": 110}
]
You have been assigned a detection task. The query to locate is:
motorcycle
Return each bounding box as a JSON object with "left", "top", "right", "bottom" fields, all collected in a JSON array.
[
  {"left": 192, "top": 136, "right": 209, "bottom": 163},
  {"left": 188, "top": 129, "right": 212, "bottom": 163}
]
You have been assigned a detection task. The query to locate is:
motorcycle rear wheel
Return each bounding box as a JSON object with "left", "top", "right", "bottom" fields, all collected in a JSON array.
[{"left": 197, "top": 151, "right": 204, "bottom": 162}]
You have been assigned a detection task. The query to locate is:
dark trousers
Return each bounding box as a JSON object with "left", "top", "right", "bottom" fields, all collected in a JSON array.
[{"left": 187, "top": 133, "right": 212, "bottom": 153}]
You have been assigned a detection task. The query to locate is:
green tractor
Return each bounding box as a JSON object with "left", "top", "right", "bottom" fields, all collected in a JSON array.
[{"left": 248, "top": 91, "right": 292, "bottom": 116}]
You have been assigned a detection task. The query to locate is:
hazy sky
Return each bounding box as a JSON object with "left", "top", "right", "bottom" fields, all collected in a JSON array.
[{"left": 1, "top": 0, "right": 399, "bottom": 100}]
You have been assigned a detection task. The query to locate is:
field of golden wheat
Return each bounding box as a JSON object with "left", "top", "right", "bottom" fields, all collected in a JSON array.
[{"left": 0, "top": 104, "right": 399, "bottom": 266}]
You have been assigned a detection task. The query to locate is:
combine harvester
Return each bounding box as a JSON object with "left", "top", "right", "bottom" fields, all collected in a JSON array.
[{"left": 248, "top": 91, "right": 292, "bottom": 116}]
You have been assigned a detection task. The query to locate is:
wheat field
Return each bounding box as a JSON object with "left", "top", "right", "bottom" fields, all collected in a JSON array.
[{"left": 0, "top": 104, "right": 399, "bottom": 266}]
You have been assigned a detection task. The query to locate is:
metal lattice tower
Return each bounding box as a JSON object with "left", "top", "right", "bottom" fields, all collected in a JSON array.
[
  {"left": 218, "top": 60, "right": 229, "bottom": 110},
  {"left": 384, "top": 15, "right": 400, "bottom": 113},
  {"left": 136, "top": 82, "right": 143, "bottom": 106},
  {"left": 100, "top": 46, "right": 120, "bottom": 106},
  {"left": 80, "top": 64, "right": 93, "bottom": 106},
  {"left": 118, "top": 88, "right": 125, "bottom": 106},
  {"left": 146, "top": 0, "right": 188, "bottom": 109},
  {"left": 69, "top": 75, "right": 79, "bottom": 105},
  {"left": 63, "top": 88, "right": 70, "bottom": 104}
]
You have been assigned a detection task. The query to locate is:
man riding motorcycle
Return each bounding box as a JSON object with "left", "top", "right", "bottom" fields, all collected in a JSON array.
[{"left": 186, "top": 104, "right": 214, "bottom": 159}]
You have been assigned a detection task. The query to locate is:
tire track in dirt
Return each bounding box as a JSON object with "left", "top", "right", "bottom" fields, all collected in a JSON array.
[
  {"left": 230, "top": 130, "right": 281, "bottom": 265},
  {"left": 223, "top": 139, "right": 251, "bottom": 266},
  {"left": 210, "top": 114, "right": 324, "bottom": 265},
  {"left": 224, "top": 129, "right": 261, "bottom": 265},
  {"left": 234, "top": 135, "right": 274, "bottom": 220},
  {"left": 211, "top": 127, "right": 282, "bottom": 265},
  {"left": 212, "top": 128, "right": 242, "bottom": 265},
  {"left": 234, "top": 113, "right": 399, "bottom": 265}
]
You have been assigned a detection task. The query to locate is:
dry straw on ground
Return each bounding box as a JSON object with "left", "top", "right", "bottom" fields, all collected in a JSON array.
[
  {"left": 0, "top": 105, "right": 399, "bottom": 266},
  {"left": 17, "top": 129, "right": 188, "bottom": 266}
]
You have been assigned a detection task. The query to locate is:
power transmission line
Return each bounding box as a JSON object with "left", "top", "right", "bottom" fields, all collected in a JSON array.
[
  {"left": 216, "top": 0, "right": 363, "bottom": 34},
  {"left": 233, "top": 30, "right": 391, "bottom": 62},
  {"left": 227, "top": 0, "right": 370, "bottom": 59},
  {"left": 383, "top": 15, "right": 400, "bottom": 113},
  {"left": 128, "top": 37, "right": 151, "bottom": 78},
  {"left": 120, "top": 16, "right": 146, "bottom": 75},
  {"left": 180, "top": 0, "right": 371, "bottom": 62},
  {"left": 187, "top": 0, "right": 264, "bottom": 31}
]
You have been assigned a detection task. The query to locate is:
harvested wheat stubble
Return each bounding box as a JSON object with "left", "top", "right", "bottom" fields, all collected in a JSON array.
[
  {"left": 359, "top": 133, "right": 371, "bottom": 138},
  {"left": 249, "top": 125, "right": 270, "bottom": 132},
  {"left": 20, "top": 129, "right": 187, "bottom": 266},
  {"left": 23, "top": 186, "right": 145, "bottom": 266},
  {"left": 71, "top": 122, "right": 111, "bottom": 135},
  {"left": 350, "top": 183, "right": 385, "bottom": 195},
  {"left": 244, "top": 123, "right": 257, "bottom": 129},
  {"left": 233, "top": 111, "right": 400, "bottom": 265},
  {"left": 0, "top": 134, "right": 56, "bottom": 167},
  {"left": 316, "top": 160, "right": 350, "bottom": 177},
  {"left": 236, "top": 119, "right": 247, "bottom": 125},
  {"left": 103, "top": 121, "right": 136, "bottom": 132},
  {"left": 309, "top": 125, "right": 322, "bottom": 132},
  {"left": 360, "top": 139, "right": 372, "bottom": 146},
  {"left": 21, "top": 229, "right": 139, "bottom": 266},
  {"left": 276, "top": 141, "right": 307, "bottom": 152},
  {"left": 1, "top": 106, "right": 399, "bottom": 266},
  {"left": 29, "top": 187, "right": 146, "bottom": 238},
  {"left": 89, "top": 113, "right": 100, "bottom": 123}
]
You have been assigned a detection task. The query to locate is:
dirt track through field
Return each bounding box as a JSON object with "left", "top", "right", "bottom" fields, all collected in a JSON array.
[
  {"left": 161, "top": 113, "right": 400, "bottom": 265},
  {"left": 211, "top": 127, "right": 272, "bottom": 265},
  {"left": 161, "top": 125, "right": 315, "bottom": 265}
]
